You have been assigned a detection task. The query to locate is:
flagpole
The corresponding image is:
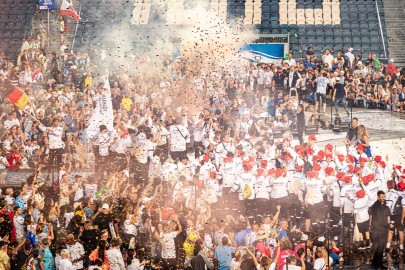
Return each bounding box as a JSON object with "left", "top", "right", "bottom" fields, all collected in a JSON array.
[
  {"left": 47, "top": 8, "right": 50, "bottom": 51},
  {"left": 71, "top": 3, "right": 81, "bottom": 50}
]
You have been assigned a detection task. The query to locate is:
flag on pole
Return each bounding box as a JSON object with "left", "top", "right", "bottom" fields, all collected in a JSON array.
[
  {"left": 60, "top": 0, "right": 80, "bottom": 21},
  {"left": 1, "top": 81, "right": 30, "bottom": 109}
]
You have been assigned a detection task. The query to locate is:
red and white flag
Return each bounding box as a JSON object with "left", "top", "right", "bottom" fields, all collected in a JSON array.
[{"left": 59, "top": 0, "right": 80, "bottom": 21}]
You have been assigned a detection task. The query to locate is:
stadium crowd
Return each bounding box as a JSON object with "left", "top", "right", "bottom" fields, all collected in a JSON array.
[{"left": 1, "top": 31, "right": 405, "bottom": 270}]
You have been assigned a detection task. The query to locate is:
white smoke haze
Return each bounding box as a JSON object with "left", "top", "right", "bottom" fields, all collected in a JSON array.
[{"left": 85, "top": 0, "right": 258, "bottom": 111}]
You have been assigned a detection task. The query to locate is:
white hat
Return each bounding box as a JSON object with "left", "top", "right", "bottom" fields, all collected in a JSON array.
[
  {"left": 336, "top": 77, "right": 340, "bottom": 81},
  {"left": 348, "top": 47, "right": 353, "bottom": 52},
  {"left": 301, "top": 234, "right": 309, "bottom": 241},
  {"left": 390, "top": 58, "right": 395, "bottom": 63},
  {"left": 357, "top": 61, "right": 363, "bottom": 66},
  {"left": 102, "top": 203, "right": 109, "bottom": 209},
  {"left": 317, "top": 236, "right": 326, "bottom": 242}
]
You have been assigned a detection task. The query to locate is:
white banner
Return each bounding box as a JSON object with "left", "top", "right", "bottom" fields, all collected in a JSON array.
[{"left": 86, "top": 77, "right": 114, "bottom": 139}]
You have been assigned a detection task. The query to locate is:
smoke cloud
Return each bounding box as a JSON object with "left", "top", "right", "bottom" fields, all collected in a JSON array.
[{"left": 80, "top": 0, "right": 258, "bottom": 112}]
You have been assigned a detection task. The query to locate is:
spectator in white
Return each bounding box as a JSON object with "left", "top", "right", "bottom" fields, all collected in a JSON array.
[
  {"left": 0, "top": 152, "right": 8, "bottom": 169},
  {"left": 106, "top": 238, "right": 125, "bottom": 270},
  {"left": 3, "top": 112, "right": 20, "bottom": 129},
  {"left": 286, "top": 65, "right": 301, "bottom": 93},
  {"left": 158, "top": 214, "right": 183, "bottom": 269},
  {"left": 131, "top": 130, "right": 155, "bottom": 186},
  {"left": 59, "top": 249, "right": 74, "bottom": 270},
  {"left": 66, "top": 234, "right": 86, "bottom": 270},
  {"left": 13, "top": 206, "right": 25, "bottom": 239},
  {"left": 283, "top": 254, "right": 306, "bottom": 270},
  {"left": 315, "top": 72, "right": 329, "bottom": 115},
  {"left": 39, "top": 118, "right": 65, "bottom": 167},
  {"left": 4, "top": 188, "right": 14, "bottom": 205},
  {"left": 168, "top": 117, "right": 190, "bottom": 162},
  {"left": 60, "top": 173, "right": 76, "bottom": 214},
  {"left": 94, "top": 124, "right": 112, "bottom": 174},
  {"left": 215, "top": 134, "right": 235, "bottom": 168},
  {"left": 344, "top": 48, "right": 355, "bottom": 68},
  {"left": 322, "top": 49, "right": 334, "bottom": 69},
  {"left": 73, "top": 175, "right": 84, "bottom": 203}
]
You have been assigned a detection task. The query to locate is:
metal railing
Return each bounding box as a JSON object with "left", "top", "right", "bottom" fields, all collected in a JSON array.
[{"left": 376, "top": 0, "right": 387, "bottom": 58}]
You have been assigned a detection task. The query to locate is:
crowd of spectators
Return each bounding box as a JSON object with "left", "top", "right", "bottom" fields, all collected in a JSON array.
[{"left": 1, "top": 26, "right": 405, "bottom": 270}]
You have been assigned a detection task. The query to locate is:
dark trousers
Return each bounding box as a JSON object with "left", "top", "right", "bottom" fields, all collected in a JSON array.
[
  {"left": 170, "top": 150, "right": 187, "bottom": 162},
  {"left": 372, "top": 233, "right": 388, "bottom": 268},
  {"left": 194, "top": 141, "right": 204, "bottom": 158},
  {"left": 297, "top": 130, "right": 305, "bottom": 145},
  {"left": 48, "top": 148, "right": 64, "bottom": 168}
]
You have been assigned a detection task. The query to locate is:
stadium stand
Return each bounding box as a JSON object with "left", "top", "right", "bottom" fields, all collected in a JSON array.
[
  {"left": 0, "top": 0, "right": 401, "bottom": 64},
  {"left": 0, "top": 0, "right": 36, "bottom": 59}
]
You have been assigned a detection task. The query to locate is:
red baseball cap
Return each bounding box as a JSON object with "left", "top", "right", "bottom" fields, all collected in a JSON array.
[
  {"left": 325, "top": 167, "right": 334, "bottom": 174},
  {"left": 306, "top": 171, "right": 318, "bottom": 179},
  {"left": 336, "top": 172, "right": 346, "bottom": 179},
  {"left": 313, "top": 163, "right": 322, "bottom": 172},
  {"left": 356, "top": 189, "right": 366, "bottom": 198},
  {"left": 308, "top": 134, "right": 317, "bottom": 141},
  {"left": 374, "top": 155, "right": 382, "bottom": 162},
  {"left": 257, "top": 168, "right": 265, "bottom": 176},
  {"left": 275, "top": 168, "right": 285, "bottom": 178},
  {"left": 359, "top": 157, "right": 368, "bottom": 163},
  {"left": 325, "top": 144, "right": 333, "bottom": 151}
]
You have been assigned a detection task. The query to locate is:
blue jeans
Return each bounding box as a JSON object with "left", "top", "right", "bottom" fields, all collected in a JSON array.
[{"left": 334, "top": 98, "right": 348, "bottom": 113}]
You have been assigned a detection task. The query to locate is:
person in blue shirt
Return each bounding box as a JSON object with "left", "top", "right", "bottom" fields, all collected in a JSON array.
[
  {"left": 267, "top": 94, "right": 275, "bottom": 121},
  {"left": 278, "top": 218, "right": 289, "bottom": 239},
  {"left": 38, "top": 237, "right": 55, "bottom": 270},
  {"left": 214, "top": 237, "right": 236, "bottom": 270}
]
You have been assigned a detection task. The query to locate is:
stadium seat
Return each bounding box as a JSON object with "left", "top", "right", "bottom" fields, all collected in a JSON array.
[
  {"left": 352, "top": 36, "right": 361, "bottom": 44},
  {"left": 343, "top": 36, "right": 352, "bottom": 44},
  {"left": 334, "top": 36, "right": 343, "bottom": 44}
]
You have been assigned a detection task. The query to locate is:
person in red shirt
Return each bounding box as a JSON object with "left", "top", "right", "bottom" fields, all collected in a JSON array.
[{"left": 386, "top": 59, "right": 397, "bottom": 77}]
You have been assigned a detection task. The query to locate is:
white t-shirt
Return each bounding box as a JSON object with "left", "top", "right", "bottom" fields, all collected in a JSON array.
[
  {"left": 316, "top": 77, "right": 330, "bottom": 94},
  {"left": 313, "top": 258, "right": 327, "bottom": 270},
  {"left": 66, "top": 242, "right": 85, "bottom": 270},
  {"left": 353, "top": 196, "right": 370, "bottom": 223},
  {"left": 59, "top": 258, "right": 74, "bottom": 270},
  {"left": 169, "top": 125, "right": 190, "bottom": 152},
  {"left": 160, "top": 231, "right": 178, "bottom": 259},
  {"left": 283, "top": 264, "right": 302, "bottom": 270},
  {"left": 13, "top": 215, "right": 25, "bottom": 239},
  {"left": 106, "top": 248, "right": 125, "bottom": 270},
  {"left": 322, "top": 54, "right": 334, "bottom": 67},
  {"left": 84, "top": 184, "right": 98, "bottom": 199}
]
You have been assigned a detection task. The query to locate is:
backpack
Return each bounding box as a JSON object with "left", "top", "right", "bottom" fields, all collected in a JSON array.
[{"left": 393, "top": 195, "right": 403, "bottom": 216}]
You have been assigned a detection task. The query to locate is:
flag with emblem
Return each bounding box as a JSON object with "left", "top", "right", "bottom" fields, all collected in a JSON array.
[{"left": 60, "top": 0, "right": 80, "bottom": 21}]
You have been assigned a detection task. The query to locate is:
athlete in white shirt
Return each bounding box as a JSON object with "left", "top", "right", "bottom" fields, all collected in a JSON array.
[
  {"left": 168, "top": 120, "right": 190, "bottom": 161},
  {"left": 39, "top": 118, "right": 65, "bottom": 167}
]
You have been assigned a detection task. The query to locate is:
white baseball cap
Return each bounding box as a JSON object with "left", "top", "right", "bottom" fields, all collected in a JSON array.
[{"left": 102, "top": 203, "right": 109, "bottom": 209}]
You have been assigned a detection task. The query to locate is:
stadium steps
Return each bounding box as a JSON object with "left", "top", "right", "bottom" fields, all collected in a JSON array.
[{"left": 383, "top": 0, "right": 405, "bottom": 66}]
